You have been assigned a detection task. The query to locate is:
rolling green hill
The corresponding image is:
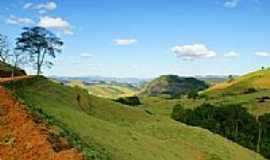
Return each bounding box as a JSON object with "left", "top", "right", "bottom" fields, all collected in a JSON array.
[
  {"left": 181, "top": 68, "right": 270, "bottom": 116},
  {"left": 68, "top": 80, "right": 137, "bottom": 99},
  {"left": 141, "top": 75, "right": 208, "bottom": 99},
  {"left": 4, "top": 76, "right": 266, "bottom": 160},
  {"left": 204, "top": 68, "right": 270, "bottom": 96}
]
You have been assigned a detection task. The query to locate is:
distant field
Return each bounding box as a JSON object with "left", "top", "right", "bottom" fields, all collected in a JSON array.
[
  {"left": 198, "top": 77, "right": 227, "bottom": 86},
  {"left": 68, "top": 80, "right": 137, "bottom": 99},
  {"left": 4, "top": 77, "right": 265, "bottom": 160},
  {"left": 141, "top": 90, "right": 270, "bottom": 118}
]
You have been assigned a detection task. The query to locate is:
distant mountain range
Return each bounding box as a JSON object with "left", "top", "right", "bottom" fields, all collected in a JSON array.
[
  {"left": 50, "top": 75, "right": 229, "bottom": 87},
  {"left": 50, "top": 75, "right": 150, "bottom": 87}
]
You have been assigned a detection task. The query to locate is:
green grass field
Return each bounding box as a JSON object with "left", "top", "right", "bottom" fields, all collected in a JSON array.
[
  {"left": 5, "top": 76, "right": 266, "bottom": 160},
  {"left": 68, "top": 80, "right": 137, "bottom": 99},
  {"left": 140, "top": 90, "right": 270, "bottom": 118}
]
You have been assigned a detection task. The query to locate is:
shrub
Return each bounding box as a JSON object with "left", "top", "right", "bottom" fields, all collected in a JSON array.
[
  {"left": 187, "top": 90, "right": 199, "bottom": 99},
  {"left": 243, "top": 88, "right": 257, "bottom": 94},
  {"left": 115, "top": 96, "right": 141, "bottom": 106}
]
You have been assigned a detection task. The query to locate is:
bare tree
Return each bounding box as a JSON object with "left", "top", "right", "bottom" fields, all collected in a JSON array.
[
  {"left": 0, "top": 34, "right": 11, "bottom": 63},
  {"left": 10, "top": 50, "right": 27, "bottom": 80}
]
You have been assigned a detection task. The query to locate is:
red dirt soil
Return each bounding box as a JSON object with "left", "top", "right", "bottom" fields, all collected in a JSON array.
[{"left": 0, "top": 86, "right": 84, "bottom": 160}]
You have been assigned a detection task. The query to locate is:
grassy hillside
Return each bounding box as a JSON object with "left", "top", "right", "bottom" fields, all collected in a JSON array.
[
  {"left": 4, "top": 76, "right": 266, "bottom": 160},
  {"left": 180, "top": 68, "right": 270, "bottom": 116},
  {"left": 68, "top": 80, "right": 137, "bottom": 99},
  {"left": 139, "top": 69, "right": 270, "bottom": 120},
  {"left": 141, "top": 75, "right": 208, "bottom": 99},
  {"left": 204, "top": 68, "right": 270, "bottom": 96}
]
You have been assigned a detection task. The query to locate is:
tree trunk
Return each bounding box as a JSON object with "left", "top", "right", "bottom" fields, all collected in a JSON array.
[
  {"left": 36, "top": 49, "right": 46, "bottom": 76},
  {"left": 37, "top": 65, "right": 41, "bottom": 75},
  {"left": 11, "top": 68, "right": 14, "bottom": 80},
  {"left": 37, "top": 51, "right": 41, "bottom": 75}
]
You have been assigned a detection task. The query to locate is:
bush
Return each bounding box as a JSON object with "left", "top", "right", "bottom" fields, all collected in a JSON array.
[
  {"left": 187, "top": 90, "right": 199, "bottom": 99},
  {"left": 171, "top": 104, "right": 190, "bottom": 121},
  {"left": 115, "top": 96, "right": 141, "bottom": 106},
  {"left": 243, "top": 88, "right": 257, "bottom": 94}
]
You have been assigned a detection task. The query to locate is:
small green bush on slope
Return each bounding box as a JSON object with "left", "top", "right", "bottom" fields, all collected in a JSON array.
[
  {"left": 5, "top": 76, "right": 266, "bottom": 160},
  {"left": 114, "top": 96, "right": 141, "bottom": 106}
]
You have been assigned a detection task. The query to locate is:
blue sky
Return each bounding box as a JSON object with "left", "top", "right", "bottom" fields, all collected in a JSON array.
[{"left": 0, "top": 0, "right": 270, "bottom": 78}]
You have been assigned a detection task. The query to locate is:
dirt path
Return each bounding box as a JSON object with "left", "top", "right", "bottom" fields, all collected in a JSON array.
[{"left": 0, "top": 86, "right": 84, "bottom": 160}]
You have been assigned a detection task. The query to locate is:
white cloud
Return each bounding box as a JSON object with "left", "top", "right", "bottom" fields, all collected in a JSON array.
[
  {"left": 171, "top": 44, "right": 217, "bottom": 60},
  {"left": 114, "top": 38, "right": 137, "bottom": 46},
  {"left": 80, "top": 53, "right": 93, "bottom": 58},
  {"left": 23, "top": 3, "right": 33, "bottom": 9},
  {"left": 224, "top": 51, "right": 240, "bottom": 58},
  {"left": 24, "top": 2, "right": 57, "bottom": 11},
  {"left": 5, "top": 15, "right": 34, "bottom": 25},
  {"left": 255, "top": 51, "right": 270, "bottom": 57},
  {"left": 38, "top": 16, "right": 73, "bottom": 35},
  {"left": 224, "top": 0, "right": 240, "bottom": 8}
]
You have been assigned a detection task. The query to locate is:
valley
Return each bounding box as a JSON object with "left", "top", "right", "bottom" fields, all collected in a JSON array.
[
  {"left": 0, "top": 1, "right": 269, "bottom": 159},
  {"left": 1, "top": 76, "right": 267, "bottom": 160}
]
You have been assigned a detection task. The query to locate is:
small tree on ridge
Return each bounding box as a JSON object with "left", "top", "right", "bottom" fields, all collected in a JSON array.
[{"left": 16, "top": 26, "right": 63, "bottom": 75}]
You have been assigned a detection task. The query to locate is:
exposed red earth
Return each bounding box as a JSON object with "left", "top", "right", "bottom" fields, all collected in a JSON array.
[{"left": 0, "top": 82, "right": 84, "bottom": 160}]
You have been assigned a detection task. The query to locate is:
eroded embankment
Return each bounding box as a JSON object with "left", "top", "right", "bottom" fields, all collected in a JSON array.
[{"left": 0, "top": 86, "right": 84, "bottom": 160}]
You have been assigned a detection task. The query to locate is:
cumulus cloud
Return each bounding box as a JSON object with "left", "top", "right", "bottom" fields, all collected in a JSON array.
[
  {"left": 38, "top": 16, "right": 73, "bottom": 35},
  {"left": 255, "top": 51, "right": 270, "bottom": 57},
  {"left": 24, "top": 1, "right": 57, "bottom": 11},
  {"left": 171, "top": 44, "right": 217, "bottom": 60},
  {"left": 224, "top": 0, "right": 240, "bottom": 8},
  {"left": 224, "top": 51, "right": 240, "bottom": 58},
  {"left": 114, "top": 38, "right": 137, "bottom": 46},
  {"left": 5, "top": 15, "right": 34, "bottom": 25}
]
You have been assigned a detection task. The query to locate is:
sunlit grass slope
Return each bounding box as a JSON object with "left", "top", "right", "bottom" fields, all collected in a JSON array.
[
  {"left": 176, "top": 68, "right": 270, "bottom": 116},
  {"left": 7, "top": 77, "right": 266, "bottom": 160},
  {"left": 68, "top": 80, "right": 137, "bottom": 99},
  {"left": 204, "top": 68, "right": 270, "bottom": 96}
]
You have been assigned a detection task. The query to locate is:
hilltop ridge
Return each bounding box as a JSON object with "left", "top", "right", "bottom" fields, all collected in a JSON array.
[
  {"left": 204, "top": 68, "right": 270, "bottom": 96},
  {"left": 141, "top": 75, "right": 208, "bottom": 98}
]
